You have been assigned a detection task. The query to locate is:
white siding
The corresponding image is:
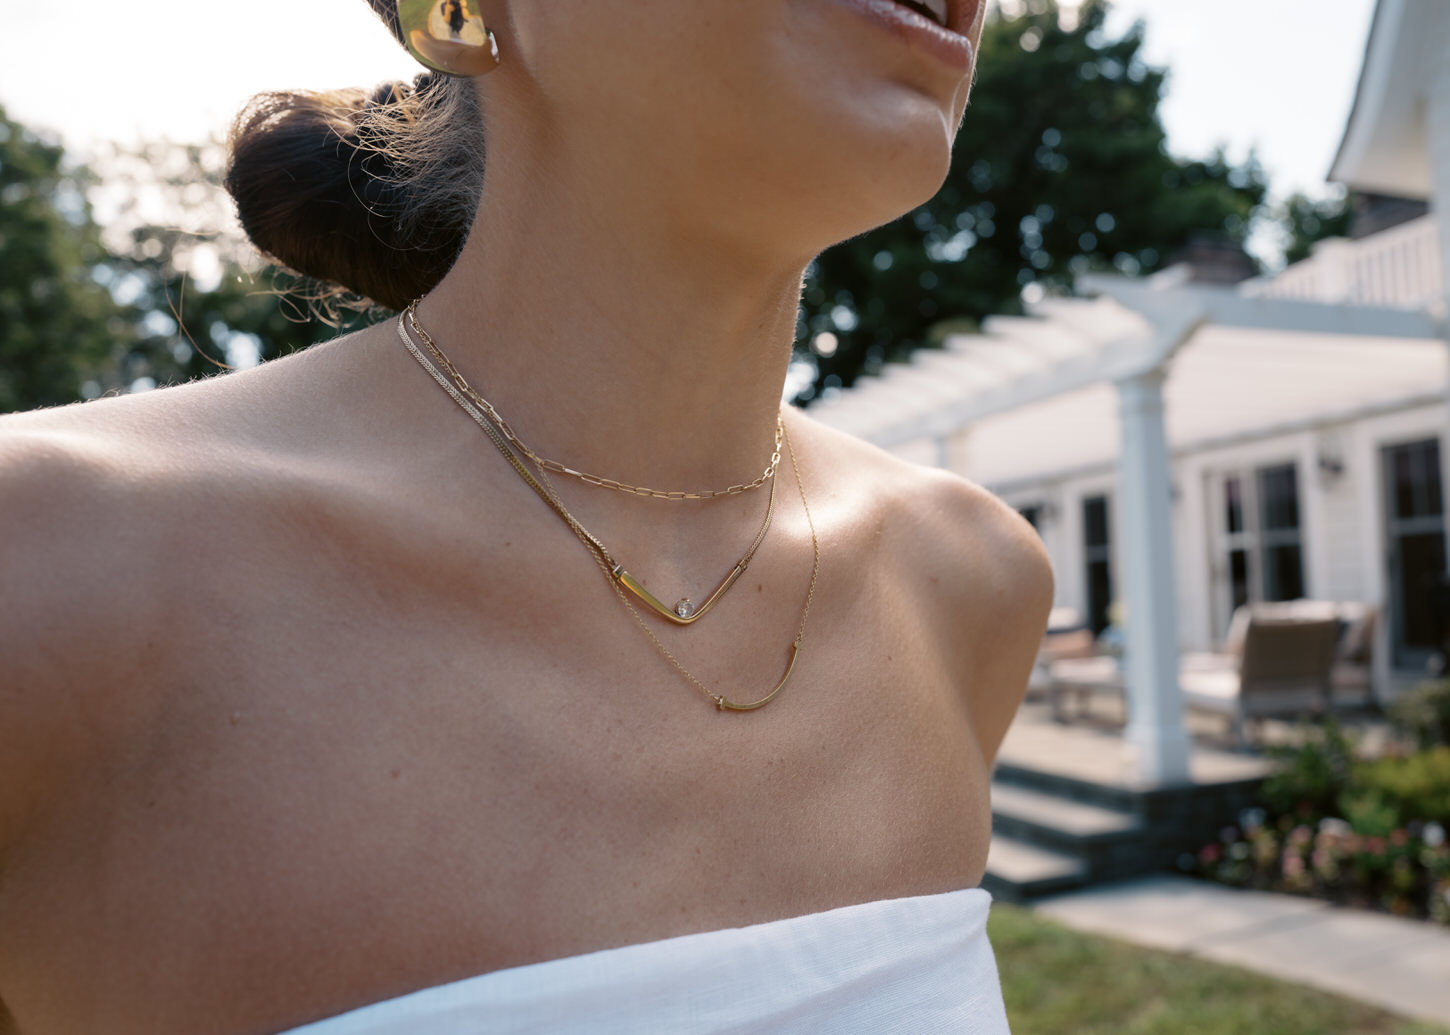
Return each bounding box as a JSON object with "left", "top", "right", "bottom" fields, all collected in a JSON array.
[{"left": 975, "top": 408, "right": 1450, "bottom": 656}]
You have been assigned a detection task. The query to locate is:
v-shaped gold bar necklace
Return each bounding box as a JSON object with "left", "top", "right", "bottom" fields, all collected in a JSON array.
[
  {"left": 612, "top": 469, "right": 776, "bottom": 625},
  {"left": 397, "top": 304, "right": 820, "bottom": 711}
]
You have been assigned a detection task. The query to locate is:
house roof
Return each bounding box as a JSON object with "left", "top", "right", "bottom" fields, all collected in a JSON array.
[{"left": 1329, "top": 0, "right": 1449, "bottom": 197}]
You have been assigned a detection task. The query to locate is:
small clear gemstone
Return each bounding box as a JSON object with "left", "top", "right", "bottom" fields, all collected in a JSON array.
[{"left": 674, "top": 598, "right": 694, "bottom": 618}]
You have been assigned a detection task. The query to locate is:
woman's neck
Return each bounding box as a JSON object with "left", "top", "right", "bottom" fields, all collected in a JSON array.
[{"left": 416, "top": 136, "right": 810, "bottom": 496}]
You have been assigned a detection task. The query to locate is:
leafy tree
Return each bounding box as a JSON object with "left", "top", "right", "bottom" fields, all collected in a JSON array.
[
  {"left": 1279, "top": 191, "right": 1353, "bottom": 267},
  {"left": 0, "top": 122, "right": 354, "bottom": 414},
  {"left": 0, "top": 106, "right": 122, "bottom": 413},
  {"left": 91, "top": 139, "right": 348, "bottom": 392},
  {"left": 797, "top": 0, "right": 1269, "bottom": 401}
]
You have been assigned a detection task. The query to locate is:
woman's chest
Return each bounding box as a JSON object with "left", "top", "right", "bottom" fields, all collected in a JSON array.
[
  {"left": 3, "top": 483, "right": 997, "bottom": 1033},
  {"left": 5, "top": 600, "right": 991, "bottom": 1035}
]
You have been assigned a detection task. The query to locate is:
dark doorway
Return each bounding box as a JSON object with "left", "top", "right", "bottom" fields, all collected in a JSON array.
[
  {"left": 1083, "top": 495, "right": 1113, "bottom": 636},
  {"left": 1383, "top": 438, "right": 1446, "bottom": 667},
  {"left": 1258, "top": 463, "right": 1305, "bottom": 602}
]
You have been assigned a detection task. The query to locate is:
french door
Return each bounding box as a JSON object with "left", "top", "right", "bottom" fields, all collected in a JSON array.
[
  {"left": 1382, "top": 439, "right": 1447, "bottom": 666},
  {"left": 1209, "top": 462, "right": 1306, "bottom": 640}
]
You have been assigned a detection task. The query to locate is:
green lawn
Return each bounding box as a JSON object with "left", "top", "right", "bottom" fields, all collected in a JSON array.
[{"left": 989, "top": 905, "right": 1448, "bottom": 1035}]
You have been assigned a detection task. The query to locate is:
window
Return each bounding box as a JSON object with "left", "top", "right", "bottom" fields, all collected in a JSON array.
[
  {"left": 1383, "top": 439, "right": 1446, "bottom": 661},
  {"left": 1258, "top": 463, "right": 1305, "bottom": 602},
  {"left": 1212, "top": 462, "right": 1306, "bottom": 636},
  {"left": 1082, "top": 495, "right": 1112, "bottom": 636},
  {"left": 1223, "top": 475, "right": 1250, "bottom": 613}
]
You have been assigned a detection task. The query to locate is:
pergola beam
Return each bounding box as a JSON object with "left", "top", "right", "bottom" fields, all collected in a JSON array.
[
  {"left": 856, "top": 306, "right": 1205, "bottom": 450},
  {"left": 1080, "top": 275, "right": 1445, "bottom": 341}
]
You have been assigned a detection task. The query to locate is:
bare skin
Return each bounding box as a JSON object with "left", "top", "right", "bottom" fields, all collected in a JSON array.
[{"left": 0, "top": 1, "right": 1051, "bottom": 1032}]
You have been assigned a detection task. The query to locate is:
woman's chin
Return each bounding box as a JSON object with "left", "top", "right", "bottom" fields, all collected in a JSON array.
[{"left": 814, "top": 132, "right": 955, "bottom": 238}]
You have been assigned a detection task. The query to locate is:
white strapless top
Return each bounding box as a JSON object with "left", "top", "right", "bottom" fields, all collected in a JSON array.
[{"left": 279, "top": 887, "right": 1008, "bottom": 1033}]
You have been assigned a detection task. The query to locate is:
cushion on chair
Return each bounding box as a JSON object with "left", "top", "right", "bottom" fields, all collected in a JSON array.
[{"left": 1179, "top": 668, "right": 1241, "bottom": 713}]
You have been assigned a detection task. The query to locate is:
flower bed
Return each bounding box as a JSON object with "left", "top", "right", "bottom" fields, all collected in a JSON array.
[
  {"left": 1189, "top": 683, "right": 1450, "bottom": 925},
  {"left": 1193, "top": 810, "right": 1450, "bottom": 923}
]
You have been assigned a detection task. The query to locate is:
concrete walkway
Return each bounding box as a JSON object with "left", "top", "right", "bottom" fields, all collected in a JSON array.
[{"left": 1033, "top": 874, "right": 1450, "bottom": 1028}]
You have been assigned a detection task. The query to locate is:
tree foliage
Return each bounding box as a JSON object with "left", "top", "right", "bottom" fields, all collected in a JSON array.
[
  {"left": 1279, "top": 191, "right": 1353, "bottom": 267},
  {"left": 796, "top": 0, "right": 1269, "bottom": 402},
  {"left": 0, "top": 122, "right": 352, "bottom": 415},
  {"left": 0, "top": 107, "right": 119, "bottom": 412},
  {"left": 90, "top": 139, "right": 347, "bottom": 394}
]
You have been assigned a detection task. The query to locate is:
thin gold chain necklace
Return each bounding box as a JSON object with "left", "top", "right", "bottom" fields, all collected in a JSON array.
[
  {"left": 403, "top": 303, "right": 775, "bottom": 627},
  {"left": 396, "top": 312, "right": 821, "bottom": 711},
  {"left": 405, "top": 305, "right": 782, "bottom": 501}
]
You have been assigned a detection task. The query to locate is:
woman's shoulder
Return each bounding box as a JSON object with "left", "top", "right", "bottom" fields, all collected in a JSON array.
[
  {"left": 0, "top": 351, "right": 310, "bottom": 578},
  {"left": 0, "top": 323, "right": 385, "bottom": 511},
  {"left": 792, "top": 408, "right": 1051, "bottom": 595},
  {"left": 794, "top": 409, "right": 1052, "bottom": 756},
  {"left": 0, "top": 397, "right": 192, "bottom": 856},
  {"left": 0, "top": 329, "right": 386, "bottom": 610},
  {"left": 0, "top": 338, "right": 373, "bottom": 848},
  {"left": 0, "top": 384, "right": 226, "bottom": 631}
]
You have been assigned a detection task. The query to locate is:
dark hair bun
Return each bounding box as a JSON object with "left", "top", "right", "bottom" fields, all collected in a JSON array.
[{"left": 225, "top": 79, "right": 478, "bottom": 311}]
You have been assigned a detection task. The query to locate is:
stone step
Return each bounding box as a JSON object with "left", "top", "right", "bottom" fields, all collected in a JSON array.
[
  {"left": 991, "top": 781, "right": 1142, "bottom": 842},
  {"left": 982, "top": 835, "right": 1088, "bottom": 903},
  {"left": 992, "top": 760, "right": 1141, "bottom": 812}
]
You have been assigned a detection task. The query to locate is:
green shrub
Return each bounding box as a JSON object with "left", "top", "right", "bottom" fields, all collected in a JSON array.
[
  {"left": 1391, "top": 680, "right": 1450, "bottom": 749},
  {"left": 1338, "top": 787, "right": 1402, "bottom": 838},
  {"left": 1347, "top": 747, "right": 1450, "bottom": 827},
  {"left": 1261, "top": 719, "right": 1356, "bottom": 820}
]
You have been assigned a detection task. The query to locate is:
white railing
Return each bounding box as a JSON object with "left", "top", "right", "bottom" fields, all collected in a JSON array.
[{"left": 1244, "top": 214, "right": 1443, "bottom": 310}]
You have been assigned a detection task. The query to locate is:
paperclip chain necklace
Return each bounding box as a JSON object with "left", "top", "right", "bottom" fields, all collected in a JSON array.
[
  {"left": 396, "top": 310, "right": 821, "bottom": 711},
  {"left": 405, "top": 306, "right": 782, "bottom": 501},
  {"left": 403, "top": 303, "right": 776, "bottom": 627}
]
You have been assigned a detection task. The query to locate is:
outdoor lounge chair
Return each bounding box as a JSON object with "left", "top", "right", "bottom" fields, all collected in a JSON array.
[
  {"left": 1182, "top": 600, "right": 1379, "bottom": 712},
  {"left": 1027, "top": 607, "right": 1096, "bottom": 699},
  {"left": 1179, "top": 604, "right": 1340, "bottom": 744},
  {"left": 1049, "top": 601, "right": 1345, "bottom": 741},
  {"left": 1328, "top": 602, "right": 1377, "bottom": 709}
]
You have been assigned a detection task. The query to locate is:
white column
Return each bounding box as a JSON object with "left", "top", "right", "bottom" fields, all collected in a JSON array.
[
  {"left": 1429, "top": 59, "right": 1450, "bottom": 583},
  {"left": 1116, "top": 368, "right": 1193, "bottom": 785},
  {"left": 1430, "top": 38, "right": 1450, "bottom": 304}
]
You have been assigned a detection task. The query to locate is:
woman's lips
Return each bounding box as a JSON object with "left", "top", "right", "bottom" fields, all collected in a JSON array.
[{"left": 829, "top": 0, "right": 976, "bottom": 74}]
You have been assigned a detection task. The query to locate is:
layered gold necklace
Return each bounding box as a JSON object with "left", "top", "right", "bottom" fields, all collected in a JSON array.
[{"left": 397, "top": 303, "right": 820, "bottom": 711}]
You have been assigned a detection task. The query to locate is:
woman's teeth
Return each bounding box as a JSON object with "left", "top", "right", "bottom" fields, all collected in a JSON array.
[{"left": 897, "top": 0, "right": 949, "bottom": 27}]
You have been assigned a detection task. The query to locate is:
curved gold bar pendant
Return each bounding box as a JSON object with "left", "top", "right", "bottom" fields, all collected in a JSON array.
[
  {"left": 713, "top": 641, "right": 800, "bottom": 712},
  {"left": 613, "top": 561, "right": 748, "bottom": 625}
]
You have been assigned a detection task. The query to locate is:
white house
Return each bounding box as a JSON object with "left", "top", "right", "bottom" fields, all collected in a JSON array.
[{"left": 814, "top": 0, "right": 1450, "bottom": 783}]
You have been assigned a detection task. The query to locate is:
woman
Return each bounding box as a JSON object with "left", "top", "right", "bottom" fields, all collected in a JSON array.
[{"left": 0, "top": 0, "right": 1051, "bottom": 1031}]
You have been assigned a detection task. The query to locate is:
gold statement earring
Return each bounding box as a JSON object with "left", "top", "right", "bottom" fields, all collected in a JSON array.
[{"left": 397, "top": 0, "right": 501, "bottom": 77}]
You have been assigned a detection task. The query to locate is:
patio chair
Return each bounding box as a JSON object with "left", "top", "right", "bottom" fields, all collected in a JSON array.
[
  {"left": 1182, "top": 600, "right": 1379, "bottom": 711},
  {"left": 1328, "top": 602, "right": 1377, "bottom": 709},
  {"left": 1179, "top": 605, "right": 1340, "bottom": 744},
  {"left": 1026, "top": 608, "right": 1096, "bottom": 699},
  {"left": 1045, "top": 654, "right": 1123, "bottom": 722}
]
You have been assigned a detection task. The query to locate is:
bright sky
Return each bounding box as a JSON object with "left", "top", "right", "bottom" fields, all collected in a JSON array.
[
  {"left": 1102, "top": 0, "right": 1376, "bottom": 203},
  {"left": 1, "top": 0, "right": 1376, "bottom": 247}
]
